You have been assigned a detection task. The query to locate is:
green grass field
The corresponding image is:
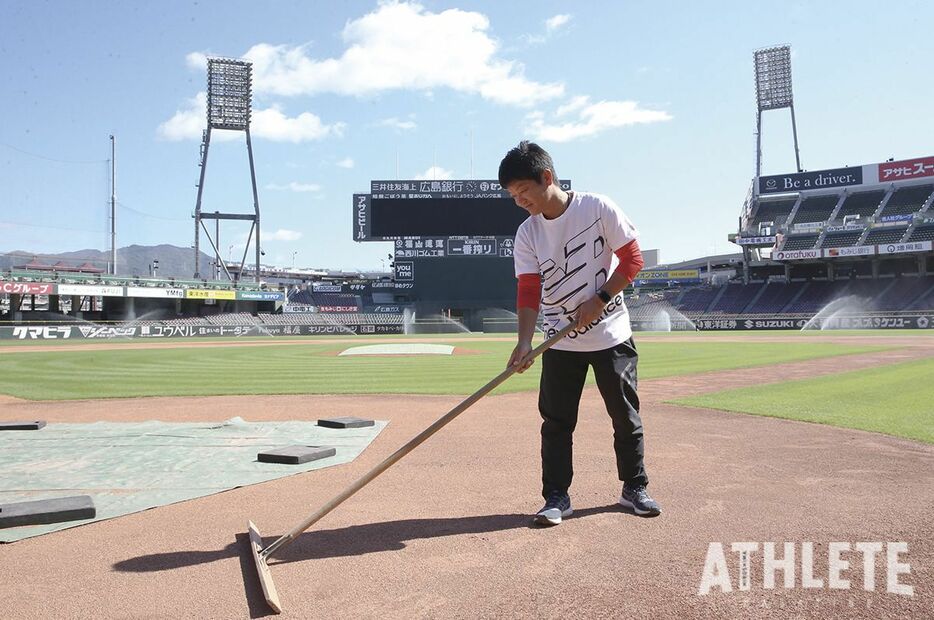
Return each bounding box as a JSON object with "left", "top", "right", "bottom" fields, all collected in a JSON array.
[
  {"left": 0, "top": 337, "right": 890, "bottom": 400},
  {"left": 672, "top": 357, "right": 934, "bottom": 444}
]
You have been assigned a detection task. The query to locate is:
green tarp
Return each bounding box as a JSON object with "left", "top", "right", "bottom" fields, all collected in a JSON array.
[{"left": 0, "top": 417, "right": 386, "bottom": 542}]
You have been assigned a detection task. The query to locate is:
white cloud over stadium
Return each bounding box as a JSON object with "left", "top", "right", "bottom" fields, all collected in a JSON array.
[{"left": 160, "top": 2, "right": 667, "bottom": 143}]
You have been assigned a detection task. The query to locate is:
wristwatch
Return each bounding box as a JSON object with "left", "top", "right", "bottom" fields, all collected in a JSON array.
[{"left": 596, "top": 288, "right": 612, "bottom": 303}]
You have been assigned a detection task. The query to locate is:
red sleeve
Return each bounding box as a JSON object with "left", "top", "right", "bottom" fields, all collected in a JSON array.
[
  {"left": 614, "top": 239, "right": 644, "bottom": 284},
  {"left": 516, "top": 273, "right": 541, "bottom": 312}
]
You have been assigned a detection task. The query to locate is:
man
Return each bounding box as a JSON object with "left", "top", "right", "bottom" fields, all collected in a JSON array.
[{"left": 499, "top": 140, "right": 661, "bottom": 526}]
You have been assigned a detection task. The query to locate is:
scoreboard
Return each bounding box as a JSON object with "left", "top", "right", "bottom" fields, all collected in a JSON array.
[{"left": 353, "top": 178, "right": 572, "bottom": 253}]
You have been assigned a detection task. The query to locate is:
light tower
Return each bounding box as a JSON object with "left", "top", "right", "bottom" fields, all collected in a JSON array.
[
  {"left": 192, "top": 57, "right": 261, "bottom": 282},
  {"left": 754, "top": 45, "right": 801, "bottom": 177}
]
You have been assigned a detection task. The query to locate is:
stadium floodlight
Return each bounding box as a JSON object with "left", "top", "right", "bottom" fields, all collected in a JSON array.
[
  {"left": 753, "top": 45, "right": 801, "bottom": 178},
  {"left": 754, "top": 46, "right": 793, "bottom": 111},
  {"left": 207, "top": 58, "right": 252, "bottom": 130},
  {"left": 193, "top": 57, "right": 261, "bottom": 282}
]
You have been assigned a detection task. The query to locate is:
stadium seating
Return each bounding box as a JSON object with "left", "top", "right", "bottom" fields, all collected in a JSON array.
[
  {"left": 626, "top": 291, "right": 682, "bottom": 320},
  {"left": 878, "top": 184, "right": 934, "bottom": 217},
  {"left": 782, "top": 280, "right": 849, "bottom": 314},
  {"left": 793, "top": 194, "right": 839, "bottom": 224},
  {"left": 259, "top": 312, "right": 403, "bottom": 326},
  {"left": 872, "top": 276, "right": 933, "bottom": 311},
  {"left": 748, "top": 198, "right": 797, "bottom": 230},
  {"left": 204, "top": 312, "right": 258, "bottom": 326},
  {"left": 707, "top": 282, "right": 764, "bottom": 314},
  {"left": 836, "top": 190, "right": 885, "bottom": 219},
  {"left": 285, "top": 289, "right": 360, "bottom": 308},
  {"left": 780, "top": 234, "right": 820, "bottom": 250},
  {"left": 820, "top": 231, "right": 863, "bottom": 248},
  {"left": 676, "top": 286, "right": 721, "bottom": 313},
  {"left": 907, "top": 225, "right": 934, "bottom": 242},
  {"left": 863, "top": 227, "right": 909, "bottom": 246},
  {"left": 743, "top": 281, "right": 805, "bottom": 314},
  {"left": 906, "top": 280, "right": 934, "bottom": 310}
]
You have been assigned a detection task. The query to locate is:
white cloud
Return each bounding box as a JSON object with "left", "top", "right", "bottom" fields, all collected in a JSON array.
[
  {"left": 556, "top": 95, "right": 590, "bottom": 117},
  {"left": 157, "top": 92, "right": 344, "bottom": 142},
  {"left": 242, "top": 2, "right": 563, "bottom": 107},
  {"left": 336, "top": 157, "right": 355, "bottom": 169},
  {"left": 415, "top": 166, "right": 453, "bottom": 180},
  {"left": 158, "top": 92, "right": 210, "bottom": 141},
  {"left": 260, "top": 229, "right": 303, "bottom": 242},
  {"left": 545, "top": 14, "right": 571, "bottom": 32},
  {"left": 252, "top": 106, "right": 345, "bottom": 142},
  {"left": 378, "top": 117, "right": 417, "bottom": 131},
  {"left": 521, "top": 13, "right": 572, "bottom": 45},
  {"left": 525, "top": 99, "right": 672, "bottom": 143},
  {"left": 186, "top": 52, "right": 208, "bottom": 71},
  {"left": 266, "top": 182, "right": 322, "bottom": 193}
]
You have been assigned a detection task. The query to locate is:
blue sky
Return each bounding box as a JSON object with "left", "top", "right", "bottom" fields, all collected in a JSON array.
[{"left": 1, "top": 0, "right": 932, "bottom": 271}]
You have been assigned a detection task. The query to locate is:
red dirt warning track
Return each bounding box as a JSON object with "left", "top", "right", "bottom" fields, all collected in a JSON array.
[{"left": 0, "top": 338, "right": 931, "bottom": 618}]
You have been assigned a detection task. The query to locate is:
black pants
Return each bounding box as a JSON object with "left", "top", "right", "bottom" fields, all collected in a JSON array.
[{"left": 538, "top": 337, "right": 647, "bottom": 498}]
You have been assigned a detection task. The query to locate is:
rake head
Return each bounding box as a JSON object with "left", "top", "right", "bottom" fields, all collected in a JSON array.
[{"left": 248, "top": 520, "right": 282, "bottom": 614}]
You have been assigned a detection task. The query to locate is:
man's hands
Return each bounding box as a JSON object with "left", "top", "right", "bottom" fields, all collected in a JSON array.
[
  {"left": 508, "top": 340, "right": 534, "bottom": 373},
  {"left": 575, "top": 294, "right": 606, "bottom": 329}
]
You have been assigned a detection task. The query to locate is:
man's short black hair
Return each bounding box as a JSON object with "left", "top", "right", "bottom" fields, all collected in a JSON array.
[{"left": 498, "top": 140, "right": 557, "bottom": 188}]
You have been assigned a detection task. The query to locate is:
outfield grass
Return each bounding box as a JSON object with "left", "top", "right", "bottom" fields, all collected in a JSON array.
[
  {"left": 672, "top": 358, "right": 934, "bottom": 444},
  {"left": 0, "top": 339, "right": 890, "bottom": 400}
]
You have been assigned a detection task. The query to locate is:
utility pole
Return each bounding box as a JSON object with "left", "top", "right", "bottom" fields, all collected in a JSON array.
[
  {"left": 110, "top": 135, "right": 116, "bottom": 275},
  {"left": 215, "top": 212, "right": 220, "bottom": 280}
]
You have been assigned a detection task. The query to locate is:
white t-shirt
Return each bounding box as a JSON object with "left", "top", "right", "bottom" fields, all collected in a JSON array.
[{"left": 514, "top": 191, "right": 639, "bottom": 352}]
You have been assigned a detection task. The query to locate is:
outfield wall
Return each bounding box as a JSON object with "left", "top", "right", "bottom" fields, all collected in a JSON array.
[
  {"left": 634, "top": 313, "right": 934, "bottom": 331},
  {"left": 0, "top": 323, "right": 403, "bottom": 340}
]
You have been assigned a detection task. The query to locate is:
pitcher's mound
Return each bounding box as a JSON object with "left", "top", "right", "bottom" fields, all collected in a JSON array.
[{"left": 338, "top": 343, "right": 455, "bottom": 356}]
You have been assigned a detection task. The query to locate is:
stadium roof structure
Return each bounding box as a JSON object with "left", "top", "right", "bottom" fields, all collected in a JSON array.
[{"left": 655, "top": 253, "right": 744, "bottom": 272}]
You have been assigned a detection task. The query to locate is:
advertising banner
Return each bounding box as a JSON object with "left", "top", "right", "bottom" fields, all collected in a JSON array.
[
  {"left": 677, "top": 315, "right": 934, "bottom": 331},
  {"left": 447, "top": 238, "right": 497, "bottom": 256},
  {"left": 394, "top": 261, "right": 414, "bottom": 281},
  {"left": 318, "top": 305, "right": 357, "bottom": 312},
  {"left": 636, "top": 270, "right": 701, "bottom": 281},
  {"left": 311, "top": 283, "right": 343, "bottom": 293},
  {"left": 3, "top": 326, "right": 75, "bottom": 339},
  {"left": 879, "top": 156, "right": 934, "bottom": 182},
  {"left": 184, "top": 289, "right": 237, "bottom": 300},
  {"left": 879, "top": 214, "right": 914, "bottom": 223},
  {"left": 393, "top": 237, "right": 446, "bottom": 258},
  {"left": 823, "top": 246, "right": 876, "bottom": 258},
  {"left": 353, "top": 193, "right": 370, "bottom": 241},
  {"left": 773, "top": 249, "right": 820, "bottom": 261},
  {"left": 825, "top": 224, "right": 865, "bottom": 232},
  {"left": 735, "top": 236, "right": 776, "bottom": 245},
  {"left": 58, "top": 284, "right": 124, "bottom": 297},
  {"left": 125, "top": 287, "right": 185, "bottom": 299},
  {"left": 236, "top": 291, "right": 285, "bottom": 301},
  {"left": 878, "top": 241, "right": 933, "bottom": 255},
  {"left": 0, "top": 323, "right": 405, "bottom": 340},
  {"left": 0, "top": 281, "right": 54, "bottom": 295},
  {"left": 759, "top": 167, "right": 863, "bottom": 194},
  {"left": 371, "top": 281, "right": 414, "bottom": 290}
]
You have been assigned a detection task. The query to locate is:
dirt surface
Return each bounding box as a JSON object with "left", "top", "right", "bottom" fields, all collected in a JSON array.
[{"left": 0, "top": 336, "right": 932, "bottom": 618}]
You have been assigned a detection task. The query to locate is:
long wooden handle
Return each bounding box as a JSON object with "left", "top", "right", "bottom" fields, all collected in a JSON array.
[{"left": 261, "top": 323, "right": 576, "bottom": 559}]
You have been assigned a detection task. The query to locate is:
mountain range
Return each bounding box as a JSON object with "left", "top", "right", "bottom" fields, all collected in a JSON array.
[{"left": 1, "top": 245, "right": 225, "bottom": 279}]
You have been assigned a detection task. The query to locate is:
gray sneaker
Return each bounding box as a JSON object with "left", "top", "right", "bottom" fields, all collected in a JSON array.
[
  {"left": 534, "top": 490, "right": 573, "bottom": 526},
  {"left": 619, "top": 483, "right": 661, "bottom": 517}
]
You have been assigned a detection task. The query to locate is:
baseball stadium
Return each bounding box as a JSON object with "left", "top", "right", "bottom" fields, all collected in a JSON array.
[{"left": 1, "top": 35, "right": 932, "bottom": 620}]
